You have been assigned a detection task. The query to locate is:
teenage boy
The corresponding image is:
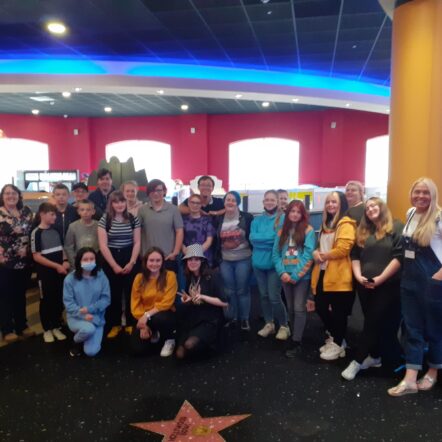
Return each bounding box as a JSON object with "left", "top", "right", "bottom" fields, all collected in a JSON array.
[
  {"left": 138, "top": 179, "right": 183, "bottom": 273},
  {"left": 179, "top": 175, "right": 225, "bottom": 217},
  {"left": 64, "top": 199, "right": 99, "bottom": 267},
  {"left": 71, "top": 182, "right": 103, "bottom": 220},
  {"left": 31, "top": 202, "right": 69, "bottom": 343},
  {"left": 52, "top": 183, "right": 78, "bottom": 243},
  {"left": 89, "top": 168, "right": 114, "bottom": 213}
]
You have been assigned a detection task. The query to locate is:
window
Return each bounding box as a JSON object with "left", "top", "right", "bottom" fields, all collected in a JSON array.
[
  {"left": 365, "top": 135, "right": 389, "bottom": 196},
  {"left": 0, "top": 138, "right": 49, "bottom": 189},
  {"left": 106, "top": 140, "right": 172, "bottom": 184},
  {"left": 229, "top": 138, "right": 300, "bottom": 190}
]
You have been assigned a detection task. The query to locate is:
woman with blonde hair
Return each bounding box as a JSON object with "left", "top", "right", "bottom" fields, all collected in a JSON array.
[
  {"left": 345, "top": 180, "right": 365, "bottom": 224},
  {"left": 309, "top": 191, "right": 356, "bottom": 361},
  {"left": 388, "top": 177, "right": 442, "bottom": 396},
  {"left": 341, "top": 197, "right": 403, "bottom": 380},
  {"left": 121, "top": 180, "right": 144, "bottom": 216}
]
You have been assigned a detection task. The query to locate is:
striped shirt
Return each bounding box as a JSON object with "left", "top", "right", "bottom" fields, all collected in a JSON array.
[{"left": 98, "top": 214, "right": 140, "bottom": 249}]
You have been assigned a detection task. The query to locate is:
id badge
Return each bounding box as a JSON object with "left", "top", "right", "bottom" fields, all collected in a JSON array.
[{"left": 405, "top": 249, "right": 415, "bottom": 259}]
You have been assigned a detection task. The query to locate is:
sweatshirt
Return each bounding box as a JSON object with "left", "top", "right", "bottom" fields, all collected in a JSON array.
[{"left": 249, "top": 211, "right": 279, "bottom": 270}]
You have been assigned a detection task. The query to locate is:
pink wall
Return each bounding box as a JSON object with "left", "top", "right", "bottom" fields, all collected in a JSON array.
[{"left": 0, "top": 109, "right": 388, "bottom": 188}]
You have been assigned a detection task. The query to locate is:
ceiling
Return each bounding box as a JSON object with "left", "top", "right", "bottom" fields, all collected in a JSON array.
[{"left": 0, "top": 0, "right": 392, "bottom": 117}]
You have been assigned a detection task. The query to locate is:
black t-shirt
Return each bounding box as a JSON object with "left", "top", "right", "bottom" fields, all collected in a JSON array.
[{"left": 346, "top": 203, "right": 365, "bottom": 226}]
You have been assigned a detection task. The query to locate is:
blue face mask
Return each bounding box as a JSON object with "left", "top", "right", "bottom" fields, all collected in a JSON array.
[{"left": 81, "top": 262, "right": 96, "bottom": 272}]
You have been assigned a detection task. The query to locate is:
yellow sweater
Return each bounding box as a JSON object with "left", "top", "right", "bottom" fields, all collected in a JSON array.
[
  {"left": 131, "top": 271, "right": 177, "bottom": 319},
  {"left": 311, "top": 216, "right": 356, "bottom": 294}
]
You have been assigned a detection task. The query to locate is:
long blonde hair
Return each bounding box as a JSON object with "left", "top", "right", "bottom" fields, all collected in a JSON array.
[
  {"left": 410, "top": 177, "right": 441, "bottom": 247},
  {"left": 356, "top": 197, "right": 393, "bottom": 247}
]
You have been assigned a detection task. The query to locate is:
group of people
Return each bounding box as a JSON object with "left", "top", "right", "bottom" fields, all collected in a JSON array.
[{"left": 1, "top": 170, "right": 442, "bottom": 397}]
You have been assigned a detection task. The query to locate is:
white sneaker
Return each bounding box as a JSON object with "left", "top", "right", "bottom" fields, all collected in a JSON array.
[
  {"left": 43, "top": 330, "right": 55, "bottom": 343},
  {"left": 320, "top": 342, "right": 346, "bottom": 360},
  {"left": 52, "top": 328, "right": 67, "bottom": 341},
  {"left": 275, "top": 325, "right": 291, "bottom": 341},
  {"left": 341, "top": 360, "right": 361, "bottom": 380},
  {"left": 160, "top": 339, "right": 176, "bottom": 357},
  {"left": 257, "top": 322, "right": 275, "bottom": 338},
  {"left": 319, "top": 336, "right": 334, "bottom": 353},
  {"left": 360, "top": 355, "right": 382, "bottom": 369}
]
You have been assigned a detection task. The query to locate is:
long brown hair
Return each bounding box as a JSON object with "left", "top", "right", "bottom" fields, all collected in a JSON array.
[
  {"left": 278, "top": 200, "right": 309, "bottom": 250},
  {"left": 356, "top": 197, "right": 393, "bottom": 247},
  {"left": 105, "top": 191, "right": 130, "bottom": 228},
  {"left": 141, "top": 247, "right": 167, "bottom": 291}
]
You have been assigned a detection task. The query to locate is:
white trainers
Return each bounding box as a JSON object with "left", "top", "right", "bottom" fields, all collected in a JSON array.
[
  {"left": 257, "top": 322, "right": 275, "bottom": 338},
  {"left": 275, "top": 325, "right": 291, "bottom": 341},
  {"left": 360, "top": 355, "right": 382, "bottom": 369},
  {"left": 341, "top": 360, "right": 361, "bottom": 380},
  {"left": 43, "top": 330, "right": 55, "bottom": 343},
  {"left": 52, "top": 328, "right": 67, "bottom": 341},
  {"left": 320, "top": 342, "right": 346, "bottom": 360},
  {"left": 319, "top": 336, "right": 334, "bottom": 353},
  {"left": 160, "top": 339, "right": 176, "bottom": 357}
]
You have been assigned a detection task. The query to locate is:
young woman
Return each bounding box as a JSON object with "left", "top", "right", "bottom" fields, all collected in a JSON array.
[
  {"left": 130, "top": 247, "right": 178, "bottom": 357},
  {"left": 63, "top": 247, "right": 110, "bottom": 357},
  {"left": 98, "top": 191, "right": 141, "bottom": 338},
  {"left": 272, "top": 200, "right": 315, "bottom": 356},
  {"left": 176, "top": 244, "right": 228, "bottom": 359},
  {"left": 121, "top": 180, "right": 144, "bottom": 217},
  {"left": 341, "top": 198, "right": 403, "bottom": 380},
  {"left": 250, "top": 190, "right": 289, "bottom": 341},
  {"left": 388, "top": 177, "right": 442, "bottom": 396},
  {"left": 182, "top": 194, "right": 215, "bottom": 266},
  {"left": 217, "top": 191, "right": 253, "bottom": 331},
  {"left": 345, "top": 180, "right": 365, "bottom": 225},
  {"left": 310, "top": 191, "right": 356, "bottom": 361}
]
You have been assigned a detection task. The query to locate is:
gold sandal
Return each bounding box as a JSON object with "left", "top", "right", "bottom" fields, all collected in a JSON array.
[
  {"left": 387, "top": 380, "right": 418, "bottom": 397},
  {"left": 417, "top": 374, "right": 437, "bottom": 391}
]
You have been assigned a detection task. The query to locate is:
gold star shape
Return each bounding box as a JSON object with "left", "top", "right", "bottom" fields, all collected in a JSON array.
[{"left": 131, "top": 400, "right": 250, "bottom": 441}]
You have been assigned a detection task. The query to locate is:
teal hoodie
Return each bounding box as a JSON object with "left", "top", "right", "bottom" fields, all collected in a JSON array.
[
  {"left": 272, "top": 226, "right": 316, "bottom": 282},
  {"left": 249, "top": 212, "right": 280, "bottom": 270}
]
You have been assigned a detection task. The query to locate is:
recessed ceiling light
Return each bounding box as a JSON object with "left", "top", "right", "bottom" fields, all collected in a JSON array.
[
  {"left": 74, "top": 87, "right": 82, "bottom": 92},
  {"left": 63, "top": 114, "right": 68, "bottom": 118},
  {"left": 292, "top": 98, "right": 299, "bottom": 102},
  {"left": 104, "top": 106, "right": 112, "bottom": 113},
  {"left": 157, "top": 90, "right": 164, "bottom": 94},
  {"left": 181, "top": 104, "right": 189, "bottom": 111},
  {"left": 62, "top": 91, "right": 71, "bottom": 98},
  {"left": 345, "top": 103, "right": 350, "bottom": 107},
  {"left": 267, "top": 10, "right": 272, "bottom": 15},
  {"left": 31, "top": 109, "right": 40, "bottom": 115},
  {"left": 352, "top": 44, "right": 357, "bottom": 49},
  {"left": 262, "top": 102, "right": 270, "bottom": 108},
  {"left": 235, "top": 94, "right": 243, "bottom": 99},
  {"left": 46, "top": 22, "right": 67, "bottom": 35}
]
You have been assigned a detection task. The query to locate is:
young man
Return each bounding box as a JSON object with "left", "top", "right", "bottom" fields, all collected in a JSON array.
[
  {"left": 138, "top": 179, "right": 183, "bottom": 273},
  {"left": 179, "top": 175, "right": 225, "bottom": 217},
  {"left": 31, "top": 202, "right": 69, "bottom": 343},
  {"left": 52, "top": 183, "right": 79, "bottom": 243},
  {"left": 71, "top": 182, "right": 103, "bottom": 220},
  {"left": 88, "top": 168, "right": 115, "bottom": 213},
  {"left": 64, "top": 199, "right": 99, "bottom": 267}
]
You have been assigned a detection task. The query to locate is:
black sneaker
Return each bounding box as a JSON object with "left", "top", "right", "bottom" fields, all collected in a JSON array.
[
  {"left": 285, "top": 341, "right": 301, "bottom": 358},
  {"left": 69, "top": 343, "right": 82, "bottom": 357},
  {"left": 240, "top": 320, "right": 251, "bottom": 331}
]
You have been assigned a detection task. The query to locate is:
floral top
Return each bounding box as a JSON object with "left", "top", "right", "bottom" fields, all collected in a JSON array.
[{"left": 0, "top": 206, "right": 33, "bottom": 269}]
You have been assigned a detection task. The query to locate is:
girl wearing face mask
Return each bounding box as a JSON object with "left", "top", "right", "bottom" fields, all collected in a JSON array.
[
  {"left": 310, "top": 191, "right": 356, "bottom": 361},
  {"left": 250, "top": 190, "right": 290, "bottom": 341},
  {"left": 63, "top": 248, "right": 110, "bottom": 357},
  {"left": 272, "top": 200, "right": 315, "bottom": 356},
  {"left": 341, "top": 198, "right": 403, "bottom": 381}
]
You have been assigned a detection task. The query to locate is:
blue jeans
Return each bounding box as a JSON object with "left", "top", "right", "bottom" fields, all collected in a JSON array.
[
  {"left": 220, "top": 258, "right": 252, "bottom": 321},
  {"left": 254, "top": 268, "right": 287, "bottom": 326},
  {"left": 67, "top": 317, "right": 104, "bottom": 357}
]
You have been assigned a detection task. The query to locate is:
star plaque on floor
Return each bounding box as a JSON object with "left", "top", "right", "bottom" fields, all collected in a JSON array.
[{"left": 131, "top": 400, "right": 250, "bottom": 441}]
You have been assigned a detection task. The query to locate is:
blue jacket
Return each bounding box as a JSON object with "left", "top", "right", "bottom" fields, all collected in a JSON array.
[
  {"left": 63, "top": 270, "right": 111, "bottom": 326},
  {"left": 250, "top": 212, "right": 279, "bottom": 270},
  {"left": 272, "top": 226, "right": 316, "bottom": 282}
]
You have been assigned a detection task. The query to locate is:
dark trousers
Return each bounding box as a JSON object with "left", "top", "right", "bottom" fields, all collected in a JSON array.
[
  {"left": 0, "top": 266, "right": 32, "bottom": 334},
  {"left": 130, "top": 310, "right": 176, "bottom": 356},
  {"left": 103, "top": 247, "right": 138, "bottom": 328},
  {"left": 39, "top": 269, "right": 64, "bottom": 331},
  {"left": 354, "top": 281, "right": 401, "bottom": 363},
  {"left": 315, "top": 271, "right": 355, "bottom": 346}
]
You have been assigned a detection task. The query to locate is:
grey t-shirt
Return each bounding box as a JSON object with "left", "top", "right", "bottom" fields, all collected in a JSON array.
[
  {"left": 64, "top": 220, "right": 99, "bottom": 266},
  {"left": 138, "top": 201, "right": 183, "bottom": 256}
]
